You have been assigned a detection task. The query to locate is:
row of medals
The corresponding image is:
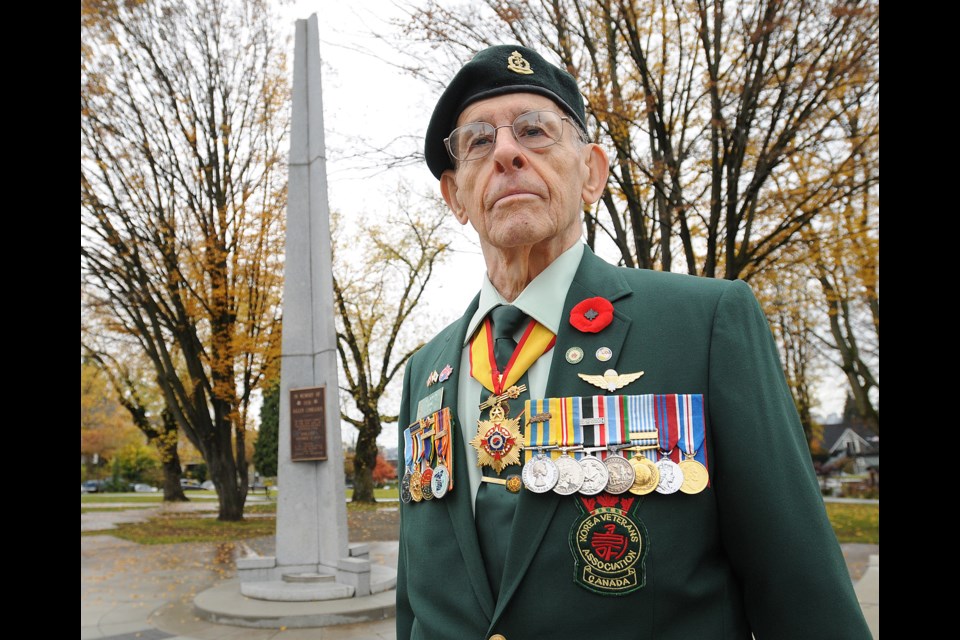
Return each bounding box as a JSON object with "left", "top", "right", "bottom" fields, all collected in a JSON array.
[
  {"left": 401, "top": 462, "right": 449, "bottom": 503},
  {"left": 521, "top": 447, "right": 709, "bottom": 496},
  {"left": 401, "top": 448, "right": 709, "bottom": 501}
]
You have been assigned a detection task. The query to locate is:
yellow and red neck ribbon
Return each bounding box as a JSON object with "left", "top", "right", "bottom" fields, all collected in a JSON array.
[{"left": 469, "top": 316, "right": 556, "bottom": 395}]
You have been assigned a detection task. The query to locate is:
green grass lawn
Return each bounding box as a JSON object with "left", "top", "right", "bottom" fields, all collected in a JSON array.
[
  {"left": 345, "top": 487, "right": 398, "bottom": 500},
  {"left": 81, "top": 490, "right": 220, "bottom": 503},
  {"left": 826, "top": 502, "right": 879, "bottom": 544},
  {"left": 81, "top": 506, "right": 152, "bottom": 514},
  {"left": 85, "top": 513, "right": 276, "bottom": 544}
]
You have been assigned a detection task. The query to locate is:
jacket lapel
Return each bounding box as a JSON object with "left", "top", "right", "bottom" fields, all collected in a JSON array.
[
  {"left": 490, "top": 248, "right": 634, "bottom": 625},
  {"left": 425, "top": 295, "right": 497, "bottom": 619}
]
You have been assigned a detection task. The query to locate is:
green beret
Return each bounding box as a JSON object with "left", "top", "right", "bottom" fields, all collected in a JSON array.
[{"left": 424, "top": 44, "right": 587, "bottom": 180}]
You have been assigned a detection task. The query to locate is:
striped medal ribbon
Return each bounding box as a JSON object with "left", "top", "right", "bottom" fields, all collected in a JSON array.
[
  {"left": 675, "top": 394, "right": 709, "bottom": 494},
  {"left": 654, "top": 395, "right": 685, "bottom": 494}
]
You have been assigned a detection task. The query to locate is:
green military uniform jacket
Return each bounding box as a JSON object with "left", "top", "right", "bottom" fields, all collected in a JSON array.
[{"left": 396, "top": 248, "right": 869, "bottom": 639}]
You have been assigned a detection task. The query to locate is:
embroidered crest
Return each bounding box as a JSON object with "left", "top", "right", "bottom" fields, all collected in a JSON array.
[
  {"left": 569, "top": 493, "right": 647, "bottom": 595},
  {"left": 507, "top": 50, "right": 534, "bottom": 74}
]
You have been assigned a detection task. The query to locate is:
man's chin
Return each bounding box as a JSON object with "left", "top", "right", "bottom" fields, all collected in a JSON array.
[{"left": 486, "top": 224, "right": 554, "bottom": 251}]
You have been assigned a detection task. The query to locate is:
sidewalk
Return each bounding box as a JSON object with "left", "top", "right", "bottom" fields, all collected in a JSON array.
[
  {"left": 82, "top": 501, "right": 878, "bottom": 639},
  {"left": 82, "top": 531, "right": 397, "bottom": 640}
]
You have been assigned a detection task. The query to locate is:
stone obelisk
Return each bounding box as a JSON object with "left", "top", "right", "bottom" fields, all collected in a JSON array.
[
  {"left": 276, "top": 10, "right": 350, "bottom": 575},
  {"left": 238, "top": 13, "right": 369, "bottom": 600}
]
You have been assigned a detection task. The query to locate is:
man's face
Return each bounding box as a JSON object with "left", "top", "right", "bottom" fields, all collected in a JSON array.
[{"left": 440, "top": 93, "right": 603, "bottom": 254}]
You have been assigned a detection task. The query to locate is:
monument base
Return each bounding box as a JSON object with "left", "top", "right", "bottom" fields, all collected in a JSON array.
[
  {"left": 194, "top": 576, "right": 396, "bottom": 628},
  {"left": 236, "top": 541, "right": 389, "bottom": 602},
  {"left": 196, "top": 541, "right": 396, "bottom": 628}
]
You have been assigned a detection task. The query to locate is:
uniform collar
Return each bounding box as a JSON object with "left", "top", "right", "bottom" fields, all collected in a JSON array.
[{"left": 463, "top": 242, "right": 584, "bottom": 345}]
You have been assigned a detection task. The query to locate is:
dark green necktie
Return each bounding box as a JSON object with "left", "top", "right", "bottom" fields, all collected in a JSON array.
[{"left": 475, "top": 304, "right": 530, "bottom": 596}]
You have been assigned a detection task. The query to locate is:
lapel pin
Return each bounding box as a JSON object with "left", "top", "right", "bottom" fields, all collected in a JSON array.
[
  {"left": 565, "top": 346, "right": 584, "bottom": 364},
  {"left": 595, "top": 347, "right": 613, "bottom": 362},
  {"left": 426, "top": 370, "right": 439, "bottom": 387},
  {"left": 438, "top": 364, "right": 454, "bottom": 382},
  {"left": 569, "top": 296, "right": 614, "bottom": 333},
  {"left": 578, "top": 368, "right": 645, "bottom": 392}
]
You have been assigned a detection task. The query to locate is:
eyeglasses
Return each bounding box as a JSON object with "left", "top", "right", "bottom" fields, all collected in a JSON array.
[{"left": 444, "top": 110, "right": 578, "bottom": 163}]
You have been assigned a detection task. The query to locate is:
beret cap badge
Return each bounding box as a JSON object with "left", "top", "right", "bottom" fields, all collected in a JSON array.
[{"left": 507, "top": 51, "right": 534, "bottom": 75}]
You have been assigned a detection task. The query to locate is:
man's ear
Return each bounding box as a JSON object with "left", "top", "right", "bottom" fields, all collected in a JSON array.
[
  {"left": 440, "top": 170, "right": 469, "bottom": 225},
  {"left": 580, "top": 144, "right": 609, "bottom": 205}
]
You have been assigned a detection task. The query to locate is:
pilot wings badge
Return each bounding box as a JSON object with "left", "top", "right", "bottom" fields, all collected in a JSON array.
[{"left": 578, "top": 369, "right": 645, "bottom": 393}]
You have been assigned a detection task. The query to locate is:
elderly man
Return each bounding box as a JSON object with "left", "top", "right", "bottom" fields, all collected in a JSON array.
[{"left": 396, "top": 44, "right": 870, "bottom": 640}]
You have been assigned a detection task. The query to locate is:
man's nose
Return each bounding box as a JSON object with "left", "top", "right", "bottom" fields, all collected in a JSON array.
[{"left": 492, "top": 125, "right": 526, "bottom": 171}]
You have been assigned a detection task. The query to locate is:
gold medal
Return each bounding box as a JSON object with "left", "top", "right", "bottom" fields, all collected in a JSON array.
[
  {"left": 410, "top": 470, "right": 423, "bottom": 502},
  {"left": 678, "top": 458, "right": 709, "bottom": 494},
  {"left": 628, "top": 456, "right": 660, "bottom": 495}
]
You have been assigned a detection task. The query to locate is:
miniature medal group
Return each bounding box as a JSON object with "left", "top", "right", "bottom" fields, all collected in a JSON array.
[{"left": 400, "top": 406, "right": 454, "bottom": 504}]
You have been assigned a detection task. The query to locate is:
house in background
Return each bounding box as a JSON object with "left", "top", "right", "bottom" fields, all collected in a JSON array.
[{"left": 821, "top": 422, "right": 879, "bottom": 476}]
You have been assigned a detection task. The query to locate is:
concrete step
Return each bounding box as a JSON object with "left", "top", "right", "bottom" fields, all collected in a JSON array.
[
  {"left": 241, "top": 579, "right": 354, "bottom": 602},
  {"left": 282, "top": 572, "right": 336, "bottom": 584}
]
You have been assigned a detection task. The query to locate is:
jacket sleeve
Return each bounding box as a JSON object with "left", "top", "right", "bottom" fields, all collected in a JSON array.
[
  {"left": 395, "top": 358, "right": 414, "bottom": 640},
  {"left": 708, "top": 280, "right": 870, "bottom": 639}
]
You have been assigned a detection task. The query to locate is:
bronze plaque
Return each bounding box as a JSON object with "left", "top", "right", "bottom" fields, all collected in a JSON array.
[{"left": 290, "top": 386, "right": 327, "bottom": 461}]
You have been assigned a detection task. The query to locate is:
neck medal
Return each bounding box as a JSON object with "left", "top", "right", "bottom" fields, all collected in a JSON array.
[
  {"left": 471, "top": 401, "right": 524, "bottom": 474},
  {"left": 469, "top": 316, "right": 555, "bottom": 474}
]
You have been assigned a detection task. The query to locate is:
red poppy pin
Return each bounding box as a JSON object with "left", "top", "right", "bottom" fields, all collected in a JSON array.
[{"left": 569, "top": 297, "right": 614, "bottom": 333}]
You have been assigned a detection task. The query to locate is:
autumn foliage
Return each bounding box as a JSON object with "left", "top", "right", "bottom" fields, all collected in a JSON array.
[{"left": 81, "top": 0, "right": 287, "bottom": 519}]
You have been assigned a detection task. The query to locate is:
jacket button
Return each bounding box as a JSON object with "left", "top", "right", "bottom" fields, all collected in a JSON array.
[{"left": 490, "top": 635, "right": 506, "bottom": 640}]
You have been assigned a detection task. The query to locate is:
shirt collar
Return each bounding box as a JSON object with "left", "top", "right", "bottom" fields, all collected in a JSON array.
[{"left": 464, "top": 242, "right": 583, "bottom": 345}]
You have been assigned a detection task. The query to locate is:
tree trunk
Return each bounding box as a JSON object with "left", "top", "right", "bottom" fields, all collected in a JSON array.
[
  {"left": 203, "top": 420, "right": 247, "bottom": 521},
  {"left": 210, "top": 453, "right": 246, "bottom": 521},
  {"left": 157, "top": 408, "right": 188, "bottom": 501},
  {"left": 352, "top": 415, "right": 380, "bottom": 503},
  {"left": 161, "top": 451, "right": 188, "bottom": 502}
]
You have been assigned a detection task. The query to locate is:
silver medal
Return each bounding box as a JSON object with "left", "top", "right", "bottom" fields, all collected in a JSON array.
[
  {"left": 400, "top": 469, "right": 413, "bottom": 504},
  {"left": 602, "top": 454, "right": 636, "bottom": 495},
  {"left": 522, "top": 451, "right": 559, "bottom": 493},
  {"left": 578, "top": 455, "right": 609, "bottom": 495},
  {"left": 553, "top": 453, "right": 585, "bottom": 495},
  {"left": 655, "top": 458, "right": 685, "bottom": 494},
  {"left": 431, "top": 463, "right": 450, "bottom": 499}
]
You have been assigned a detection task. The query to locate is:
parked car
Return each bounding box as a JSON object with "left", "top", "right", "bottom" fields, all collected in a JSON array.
[
  {"left": 201, "top": 480, "right": 215, "bottom": 490},
  {"left": 180, "top": 478, "right": 203, "bottom": 490},
  {"left": 133, "top": 483, "right": 159, "bottom": 493},
  {"left": 82, "top": 479, "right": 106, "bottom": 493}
]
